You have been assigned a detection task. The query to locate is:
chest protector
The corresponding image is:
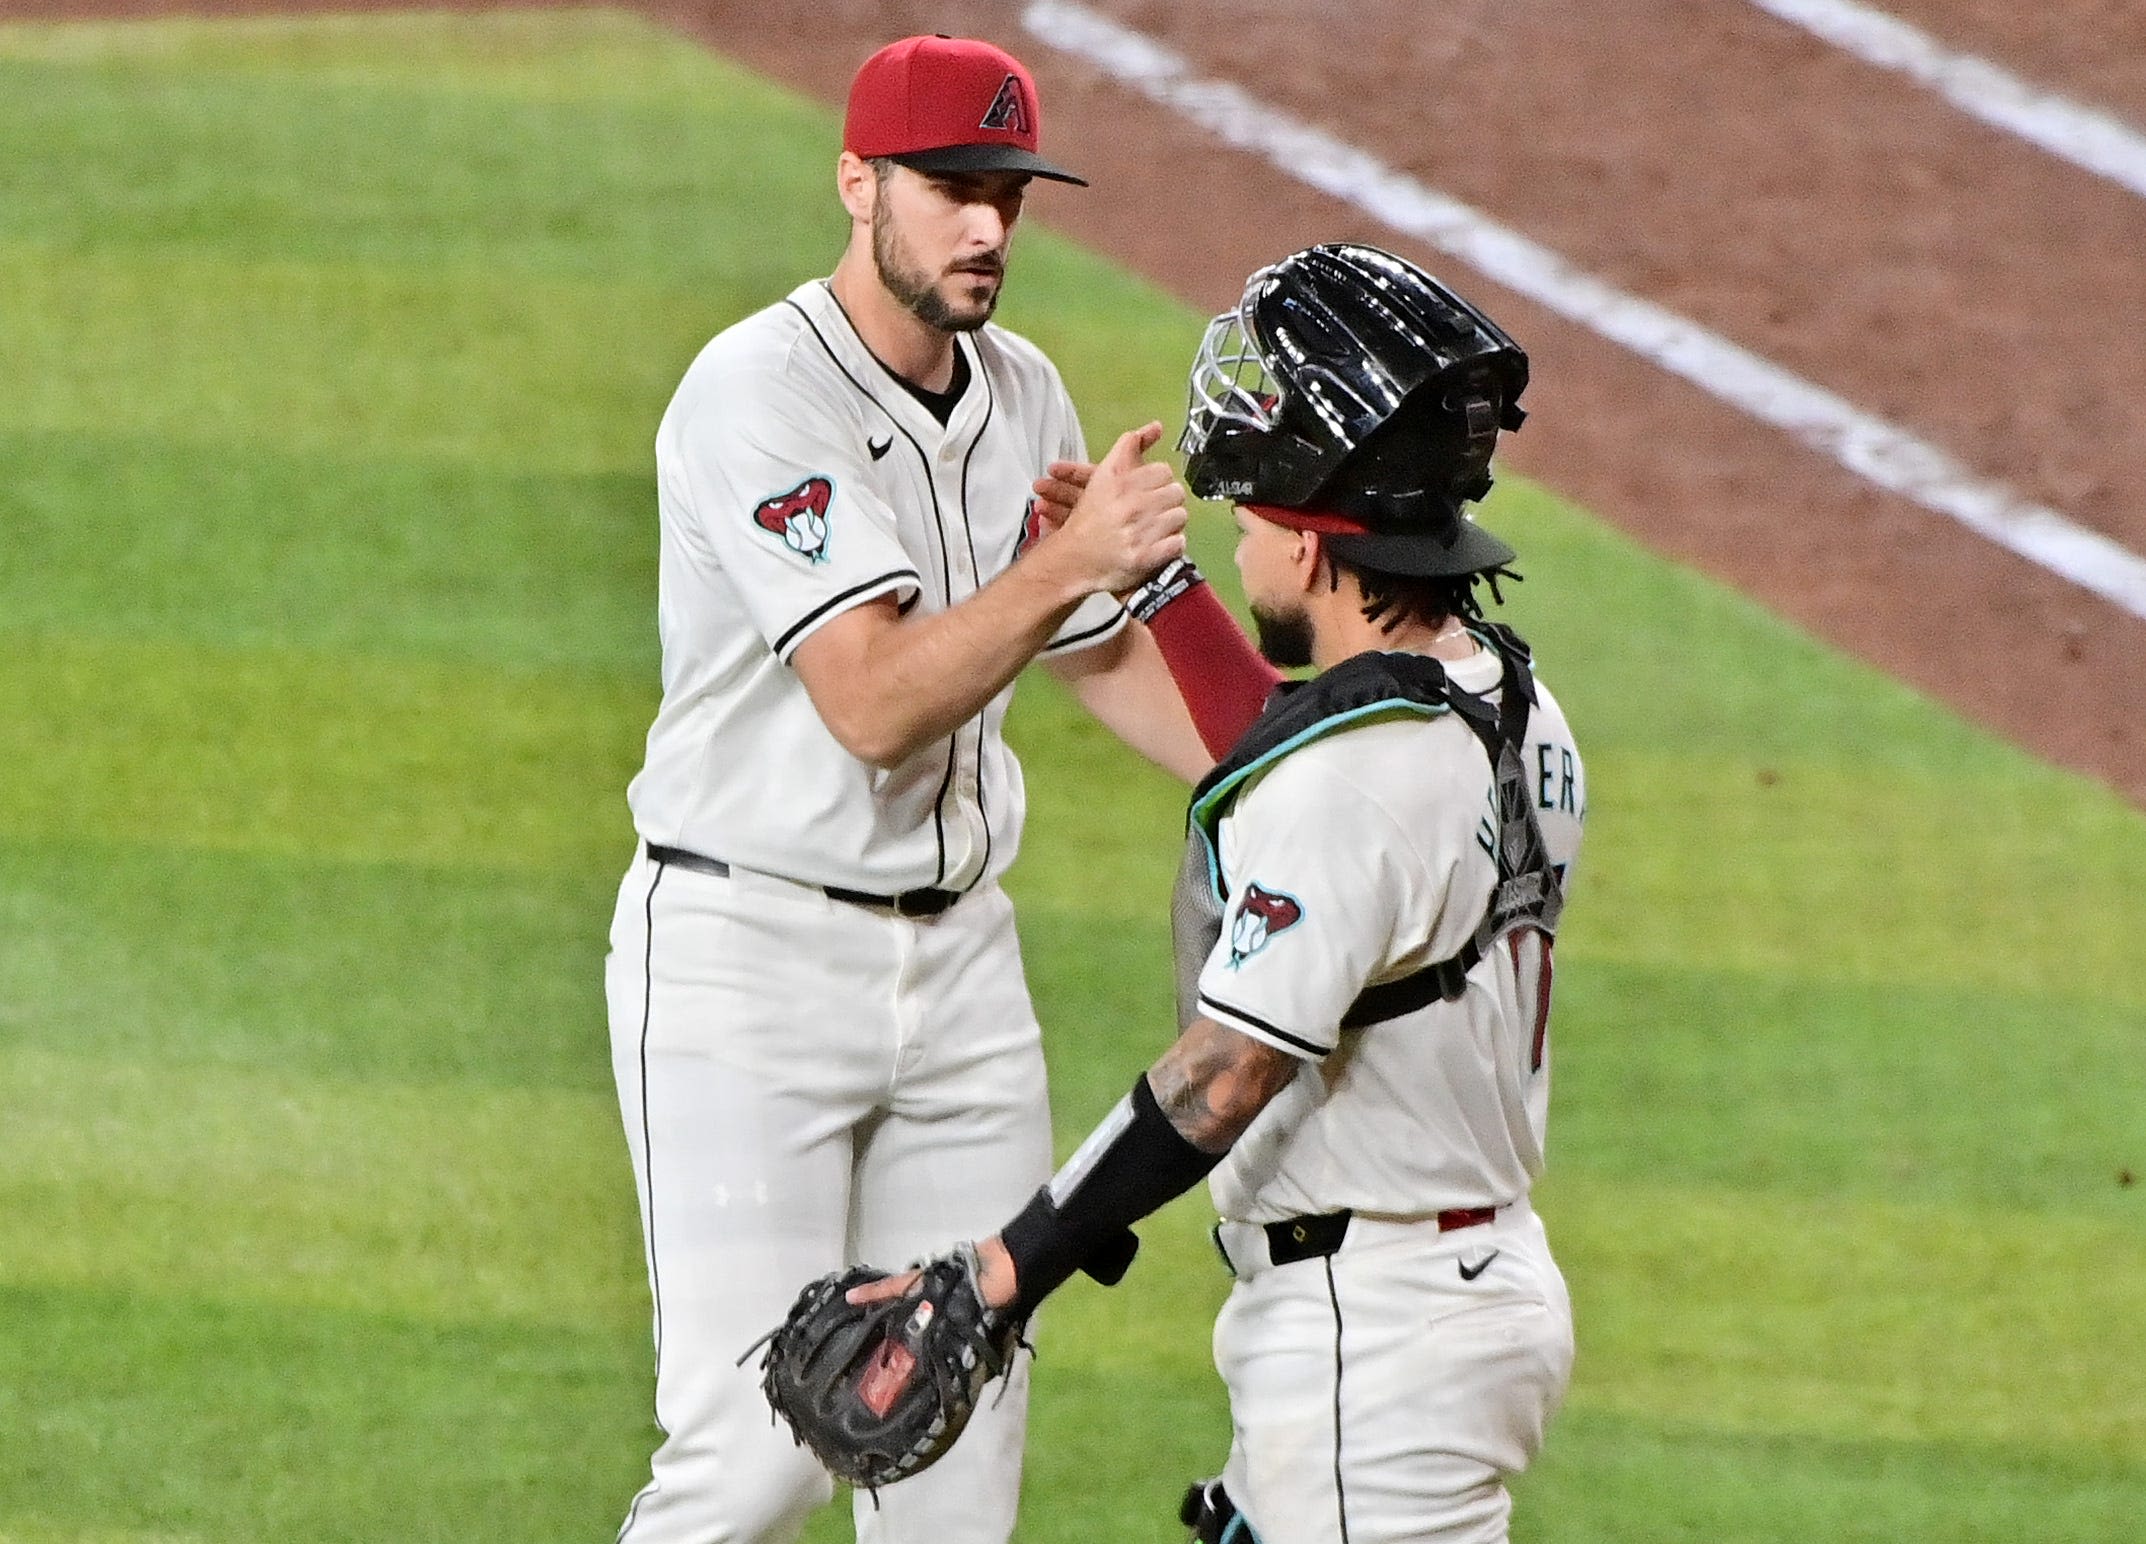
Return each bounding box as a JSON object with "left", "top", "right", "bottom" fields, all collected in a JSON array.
[{"left": 1169, "top": 623, "right": 1565, "bottom": 1034}]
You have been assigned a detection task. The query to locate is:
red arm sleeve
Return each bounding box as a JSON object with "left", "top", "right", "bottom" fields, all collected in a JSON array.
[{"left": 1127, "top": 563, "right": 1282, "bottom": 757}]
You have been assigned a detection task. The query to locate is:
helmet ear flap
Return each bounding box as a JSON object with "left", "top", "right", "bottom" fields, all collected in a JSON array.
[{"left": 1186, "top": 418, "right": 1330, "bottom": 508}]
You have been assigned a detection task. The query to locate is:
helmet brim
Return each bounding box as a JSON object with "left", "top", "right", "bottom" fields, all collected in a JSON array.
[{"left": 1321, "top": 516, "right": 1517, "bottom": 579}]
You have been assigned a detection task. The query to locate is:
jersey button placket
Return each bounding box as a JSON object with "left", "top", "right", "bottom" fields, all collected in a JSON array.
[{"left": 936, "top": 459, "right": 978, "bottom": 596}]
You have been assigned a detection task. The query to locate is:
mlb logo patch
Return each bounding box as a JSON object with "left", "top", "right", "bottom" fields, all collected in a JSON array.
[{"left": 753, "top": 476, "right": 834, "bottom": 563}]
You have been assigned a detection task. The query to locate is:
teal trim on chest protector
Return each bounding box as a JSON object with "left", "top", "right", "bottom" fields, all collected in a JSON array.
[{"left": 1186, "top": 698, "right": 1453, "bottom": 903}]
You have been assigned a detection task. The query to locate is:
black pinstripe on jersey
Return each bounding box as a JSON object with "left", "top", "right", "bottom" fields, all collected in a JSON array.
[
  {"left": 957, "top": 350, "right": 996, "bottom": 888},
  {"left": 770, "top": 570, "right": 924, "bottom": 660},
  {"left": 783, "top": 295, "right": 977, "bottom": 888}
]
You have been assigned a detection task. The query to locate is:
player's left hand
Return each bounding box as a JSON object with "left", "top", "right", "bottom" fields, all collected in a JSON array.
[
  {"left": 751, "top": 1242, "right": 1025, "bottom": 1491},
  {"left": 1030, "top": 459, "right": 1093, "bottom": 530}
]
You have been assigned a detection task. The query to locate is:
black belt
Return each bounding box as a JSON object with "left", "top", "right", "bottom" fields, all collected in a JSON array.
[
  {"left": 645, "top": 843, "right": 963, "bottom": 918},
  {"left": 1230, "top": 1206, "right": 1504, "bottom": 1270}
]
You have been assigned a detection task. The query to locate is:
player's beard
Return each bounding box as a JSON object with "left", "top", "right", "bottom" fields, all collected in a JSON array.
[
  {"left": 874, "top": 199, "right": 1003, "bottom": 333},
  {"left": 1249, "top": 600, "right": 1314, "bottom": 669}
]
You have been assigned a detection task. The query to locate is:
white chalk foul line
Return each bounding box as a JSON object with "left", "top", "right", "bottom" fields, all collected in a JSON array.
[
  {"left": 1745, "top": 0, "right": 2146, "bottom": 203},
  {"left": 1022, "top": 0, "right": 2146, "bottom": 622}
]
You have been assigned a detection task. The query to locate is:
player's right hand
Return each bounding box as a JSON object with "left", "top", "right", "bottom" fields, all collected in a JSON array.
[{"left": 1042, "top": 422, "right": 1187, "bottom": 595}]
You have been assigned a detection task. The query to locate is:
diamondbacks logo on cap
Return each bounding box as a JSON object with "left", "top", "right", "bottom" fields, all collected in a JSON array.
[
  {"left": 979, "top": 73, "right": 1028, "bottom": 133},
  {"left": 753, "top": 476, "right": 833, "bottom": 563},
  {"left": 1228, "top": 882, "right": 1304, "bottom": 968}
]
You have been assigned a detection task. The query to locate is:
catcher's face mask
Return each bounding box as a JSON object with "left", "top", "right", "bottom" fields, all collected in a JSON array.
[{"left": 1182, "top": 265, "right": 1286, "bottom": 459}]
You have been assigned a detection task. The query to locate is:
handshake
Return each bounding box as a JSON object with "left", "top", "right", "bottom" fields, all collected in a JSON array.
[{"left": 1024, "top": 420, "right": 1193, "bottom": 600}]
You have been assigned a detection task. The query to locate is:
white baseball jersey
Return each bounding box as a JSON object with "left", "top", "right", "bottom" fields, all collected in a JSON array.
[
  {"left": 626, "top": 278, "right": 1126, "bottom": 894},
  {"left": 1197, "top": 642, "right": 1585, "bottom": 1224}
]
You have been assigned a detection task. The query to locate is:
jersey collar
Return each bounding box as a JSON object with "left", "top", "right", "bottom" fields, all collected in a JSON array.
[{"left": 798, "top": 280, "right": 992, "bottom": 445}]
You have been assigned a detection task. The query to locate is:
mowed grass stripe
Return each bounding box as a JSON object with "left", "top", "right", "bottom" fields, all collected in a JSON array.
[
  {"left": 1520, "top": 1406, "right": 2146, "bottom": 1543},
  {"left": 1573, "top": 748, "right": 2146, "bottom": 998},
  {"left": 0, "top": 17, "right": 842, "bottom": 286},
  {"left": 10, "top": 623, "right": 2129, "bottom": 1004},
  {"left": 2, "top": 847, "right": 2130, "bottom": 1222},
  {"left": 0, "top": 432, "right": 658, "bottom": 669},
  {"left": 0, "top": 1048, "right": 642, "bottom": 1330},
  {"left": 0, "top": 634, "right": 646, "bottom": 870},
  {"left": 0, "top": 8, "right": 759, "bottom": 108},
  {"left": 0, "top": 246, "right": 715, "bottom": 473},
  {"left": 3, "top": 1036, "right": 2138, "bottom": 1459},
  {"left": 0, "top": 1526, "right": 206, "bottom": 1544},
  {"left": 0, "top": 841, "right": 617, "bottom": 1087},
  {"left": 0, "top": 1282, "right": 647, "bottom": 1544},
  {"left": 1554, "top": 957, "right": 2146, "bottom": 1215},
  {"left": 1542, "top": 1173, "right": 2146, "bottom": 1455}
]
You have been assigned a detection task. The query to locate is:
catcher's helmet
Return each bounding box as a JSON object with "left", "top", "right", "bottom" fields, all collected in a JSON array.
[{"left": 1180, "top": 244, "right": 1527, "bottom": 577}]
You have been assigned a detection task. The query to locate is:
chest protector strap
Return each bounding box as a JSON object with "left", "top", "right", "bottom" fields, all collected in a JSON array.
[{"left": 1169, "top": 624, "right": 1565, "bottom": 1035}]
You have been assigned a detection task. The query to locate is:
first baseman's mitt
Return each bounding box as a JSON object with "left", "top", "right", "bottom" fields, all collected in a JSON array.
[{"left": 749, "top": 1244, "right": 1025, "bottom": 1491}]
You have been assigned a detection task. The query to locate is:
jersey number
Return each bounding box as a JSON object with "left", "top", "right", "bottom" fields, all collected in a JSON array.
[{"left": 1507, "top": 927, "right": 1555, "bottom": 1073}]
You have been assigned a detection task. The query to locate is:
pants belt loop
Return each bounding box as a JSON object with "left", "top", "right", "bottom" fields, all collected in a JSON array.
[{"left": 1260, "top": 1210, "right": 1351, "bottom": 1268}]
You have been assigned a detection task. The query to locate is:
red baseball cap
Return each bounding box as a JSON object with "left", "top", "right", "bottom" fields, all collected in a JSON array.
[{"left": 844, "top": 34, "right": 1087, "bottom": 186}]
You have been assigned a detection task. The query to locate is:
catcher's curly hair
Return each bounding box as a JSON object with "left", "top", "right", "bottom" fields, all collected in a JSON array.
[{"left": 1329, "top": 557, "right": 1523, "bottom": 632}]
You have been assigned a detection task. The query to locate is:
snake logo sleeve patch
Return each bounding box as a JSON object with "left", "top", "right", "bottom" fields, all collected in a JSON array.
[
  {"left": 753, "top": 476, "right": 835, "bottom": 563},
  {"left": 1228, "top": 882, "right": 1304, "bottom": 968}
]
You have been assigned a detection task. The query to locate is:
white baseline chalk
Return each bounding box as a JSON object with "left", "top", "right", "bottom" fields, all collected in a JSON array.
[
  {"left": 1746, "top": 0, "right": 2146, "bottom": 202},
  {"left": 1022, "top": 0, "right": 2146, "bottom": 622}
]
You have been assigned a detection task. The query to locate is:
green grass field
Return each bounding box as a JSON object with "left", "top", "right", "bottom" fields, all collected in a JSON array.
[{"left": 2, "top": 10, "right": 2141, "bottom": 1541}]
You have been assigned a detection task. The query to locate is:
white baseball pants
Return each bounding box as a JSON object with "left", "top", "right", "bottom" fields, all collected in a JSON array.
[
  {"left": 1213, "top": 1202, "right": 1573, "bottom": 1544},
  {"left": 605, "top": 846, "right": 1053, "bottom": 1544}
]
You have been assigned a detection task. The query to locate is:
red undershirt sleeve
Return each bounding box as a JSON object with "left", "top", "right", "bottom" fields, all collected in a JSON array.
[{"left": 1128, "top": 563, "right": 1283, "bottom": 757}]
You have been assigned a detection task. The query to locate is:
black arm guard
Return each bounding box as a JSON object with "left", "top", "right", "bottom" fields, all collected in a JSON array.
[{"left": 1000, "top": 1073, "right": 1222, "bottom": 1314}]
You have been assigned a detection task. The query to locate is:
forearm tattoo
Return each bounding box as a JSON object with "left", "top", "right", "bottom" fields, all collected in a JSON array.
[{"left": 1149, "top": 1019, "right": 1297, "bottom": 1154}]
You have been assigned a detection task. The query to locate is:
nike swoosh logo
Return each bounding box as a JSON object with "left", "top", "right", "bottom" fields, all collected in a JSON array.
[
  {"left": 868, "top": 435, "right": 893, "bottom": 461},
  {"left": 1458, "top": 1249, "right": 1500, "bottom": 1282}
]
